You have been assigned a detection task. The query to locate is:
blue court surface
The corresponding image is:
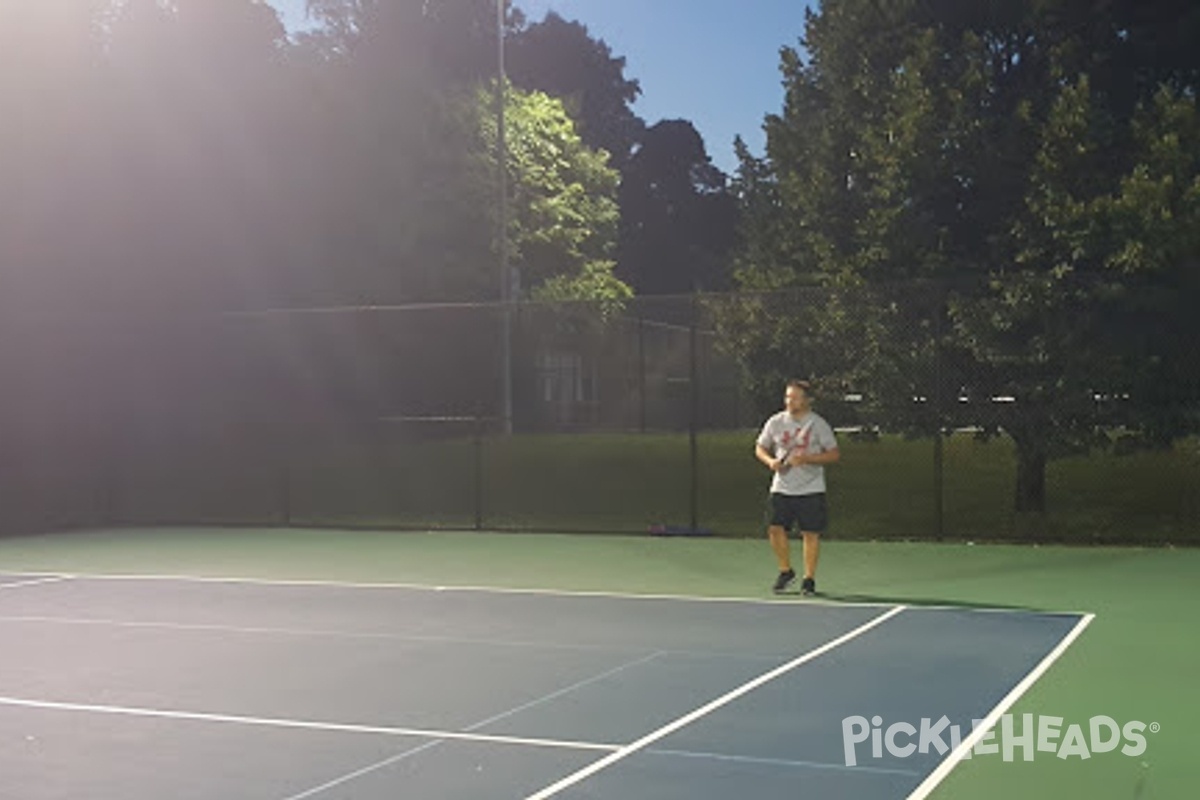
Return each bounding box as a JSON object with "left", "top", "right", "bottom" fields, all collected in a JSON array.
[{"left": 0, "top": 572, "right": 1088, "bottom": 799}]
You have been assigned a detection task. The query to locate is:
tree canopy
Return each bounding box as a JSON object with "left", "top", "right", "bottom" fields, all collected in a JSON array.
[
  {"left": 507, "top": 11, "right": 644, "bottom": 169},
  {"left": 4, "top": 0, "right": 1193, "bottom": 516},
  {"left": 619, "top": 120, "right": 739, "bottom": 294},
  {"left": 730, "top": 0, "right": 1200, "bottom": 512},
  {"left": 0, "top": 0, "right": 640, "bottom": 312}
]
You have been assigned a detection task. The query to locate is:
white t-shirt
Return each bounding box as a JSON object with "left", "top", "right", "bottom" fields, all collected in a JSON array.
[{"left": 756, "top": 411, "right": 839, "bottom": 496}]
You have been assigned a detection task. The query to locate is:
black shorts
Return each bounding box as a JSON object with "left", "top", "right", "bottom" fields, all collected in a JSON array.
[{"left": 768, "top": 492, "right": 828, "bottom": 534}]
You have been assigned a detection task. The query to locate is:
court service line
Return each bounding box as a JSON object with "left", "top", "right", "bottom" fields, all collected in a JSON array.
[
  {"left": 521, "top": 604, "right": 908, "bottom": 800},
  {"left": 0, "top": 696, "right": 619, "bottom": 753},
  {"left": 0, "top": 576, "right": 71, "bottom": 591},
  {"left": 464, "top": 650, "right": 669, "bottom": 733},
  {"left": 905, "top": 612, "right": 1096, "bottom": 800},
  {"left": 279, "top": 740, "right": 445, "bottom": 800},
  {"left": 8, "top": 570, "right": 1089, "bottom": 615},
  {"left": 277, "top": 650, "right": 668, "bottom": 800}
]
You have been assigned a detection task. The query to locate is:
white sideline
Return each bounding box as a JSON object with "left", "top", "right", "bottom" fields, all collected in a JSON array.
[
  {"left": 905, "top": 612, "right": 1097, "bottom": 800},
  {"left": 521, "top": 605, "right": 908, "bottom": 800},
  {"left": 0, "top": 576, "right": 70, "bottom": 591}
]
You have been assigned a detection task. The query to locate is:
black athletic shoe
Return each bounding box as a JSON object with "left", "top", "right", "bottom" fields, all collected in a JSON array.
[
  {"left": 801, "top": 577, "right": 817, "bottom": 596},
  {"left": 773, "top": 569, "right": 797, "bottom": 593}
]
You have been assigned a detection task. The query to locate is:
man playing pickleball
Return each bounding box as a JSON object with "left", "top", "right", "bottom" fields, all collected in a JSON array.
[{"left": 755, "top": 380, "right": 840, "bottom": 595}]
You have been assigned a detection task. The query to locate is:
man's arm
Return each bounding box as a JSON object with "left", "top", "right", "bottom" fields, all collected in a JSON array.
[
  {"left": 755, "top": 443, "right": 784, "bottom": 471},
  {"left": 789, "top": 448, "right": 840, "bottom": 467},
  {"left": 755, "top": 418, "right": 783, "bottom": 471}
]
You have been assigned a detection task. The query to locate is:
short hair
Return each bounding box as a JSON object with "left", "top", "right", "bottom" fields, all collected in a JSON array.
[{"left": 786, "top": 379, "right": 814, "bottom": 397}]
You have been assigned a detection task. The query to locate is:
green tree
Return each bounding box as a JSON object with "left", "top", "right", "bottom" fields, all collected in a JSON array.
[
  {"left": 507, "top": 11, "right": 644, "bottom": 169},
  {"left": 463, "top": 84, "right": 627, "bottom": 305},
  {"left": 295, "top": 1, "right": 625, "bottom": 305},
  {"left": 304, "top": 0, "right": 514, "bottom": 85},
  {"left": 0, "top": 0, "right": 105, "bottom": 314},
  {"left": 731, "top": 0, "right": 1200, "bottom": 516},
  {"left": 97, "top": 0, "right": 294, "bottom": 312},
  {"left": 618, "top": 120, "right": 739, "bottom": 294}
]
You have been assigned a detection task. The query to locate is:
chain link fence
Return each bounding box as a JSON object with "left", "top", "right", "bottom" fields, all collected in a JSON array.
[{"left": 1, "top": 286, "right": 1196, "bottom": 543}]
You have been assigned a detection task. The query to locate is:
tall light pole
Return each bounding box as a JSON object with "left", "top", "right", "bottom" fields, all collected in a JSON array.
[{"left": 496, "top": 0, "right": 513, "bottom": 435}]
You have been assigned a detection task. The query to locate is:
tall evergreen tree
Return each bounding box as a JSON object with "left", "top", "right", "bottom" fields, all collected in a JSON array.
[{"left": 731, "top": 0, "right": 1200, "bottom": 514}]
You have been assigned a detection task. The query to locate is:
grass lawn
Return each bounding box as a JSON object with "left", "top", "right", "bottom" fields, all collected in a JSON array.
[
  {"left": 64, "top": 429, "right": 1194, "bottom": 546},
  {"left": 264, "top": 431, "right": 1197, "bottom": 544}
]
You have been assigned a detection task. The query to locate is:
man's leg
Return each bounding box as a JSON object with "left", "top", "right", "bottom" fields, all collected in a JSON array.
[
  {"left": 801, "top": 532, "right": 820, "bottom": 580},
  {"left": 769, "top": 525, "right": 796, "bottom": 593},
  {"left": 797, "top": 494, "right": 826, "bottom": 595},
  {"left": 798, "top": 533, "right": 820, "bottom": 595},
  {"left": 769, "top": 525, "right": 792, "bottom": 572},
  {"left": 767, "top": 495, "right": 797, "bottom": 592}
]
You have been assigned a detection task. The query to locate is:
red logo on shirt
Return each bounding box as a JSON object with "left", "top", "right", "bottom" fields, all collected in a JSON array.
[{"left": 781, "top": 426, "right": 811, "bottom": 452}]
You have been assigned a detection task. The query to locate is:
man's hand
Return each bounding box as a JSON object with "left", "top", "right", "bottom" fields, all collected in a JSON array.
[{"left": 757, "top": 444, "right": 785, "bottom": 472}]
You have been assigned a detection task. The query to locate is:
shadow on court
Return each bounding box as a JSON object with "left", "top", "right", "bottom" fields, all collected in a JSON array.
[{"left": 816, "top": 592, "right": 1041, "bottom": 612}]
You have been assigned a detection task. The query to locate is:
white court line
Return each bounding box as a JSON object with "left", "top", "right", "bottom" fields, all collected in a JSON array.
[
  {"left": 0, "top": 569, "right": 1088, "bottom": 615},
  {"left": 0, "top": 696, "right": 619, "bottom": 753},
  {"left": 0, "top": 615, "right": 779, "bottom": 663},
  {"left": 0, "top": 615, "right": 635, "bottom": 654},
  {"left": 0, "top": 575, "right": 70, "bottom": 591},
  {"left": 279, "top": 740, "right": 445, "bottom": 800},
  {"left": 465, "top": 651, "right": 668, "bottom": 733},
  {"left": 521, "top": 604, "right": 908, "bottom": 800},
  {"left": 905, "top": 612, "right": 1096, "bottom": 800},
  {"left": 648, "top": 747, "right": 923, "bottom": 778},
  {"left": 276, "top": 651, "right": 668, "bottom": 800}
]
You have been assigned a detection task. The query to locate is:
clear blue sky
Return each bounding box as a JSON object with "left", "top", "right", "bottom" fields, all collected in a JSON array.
[{"left": 272, "top": 0, "right": 810, "bottom": 173}]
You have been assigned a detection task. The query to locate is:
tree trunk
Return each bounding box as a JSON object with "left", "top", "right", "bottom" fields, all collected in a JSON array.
[{"left": 1013, "top": 440, "right": 1047, "bottom": 514}]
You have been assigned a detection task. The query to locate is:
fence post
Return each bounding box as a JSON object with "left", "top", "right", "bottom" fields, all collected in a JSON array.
[
  {"left": 277, "top": 432, "right": 292, "bottom": 527},
  {"left": 933, "top": 424, "right": 945, "bottom": 541},
  {"left": 275, "top": 371, "right": 293, "bottom": 527},
  {"left": 473, "top": 415, "right": 484, "bottom": 531},
  {"left": 689, "top": 293, "right": 700, "bottom": 533},
  {"left": 933, "top": 283, "right": 946, "bottom": 541},
  {"left": 637, "top": 307, "right": 647, "bottom": 434}
]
